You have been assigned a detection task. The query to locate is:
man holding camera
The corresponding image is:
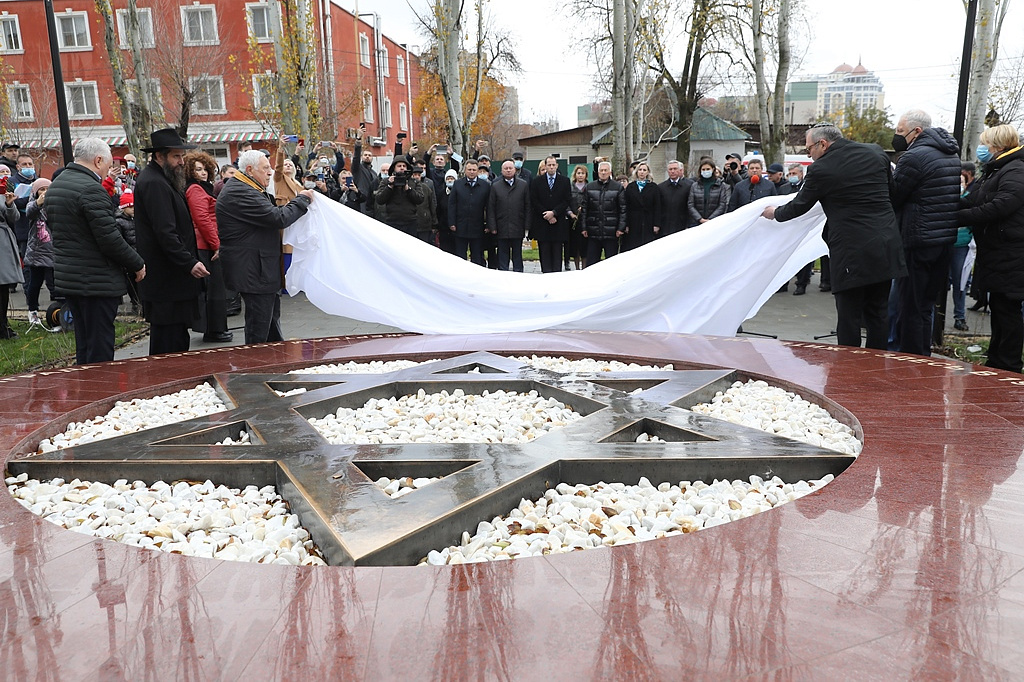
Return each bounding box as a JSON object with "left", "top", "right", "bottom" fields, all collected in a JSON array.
[
  {"left": 374, "top": 158, "right": 425, "bottom": 237},
  {"left": 411, "top": 163, "right": 438, "bottom": 244},
  {"left": 352, "top": 124, "right": 379, "bottom": 217},
  {"left": 722, "top": 153, "right": 747, "bottom": 189}
]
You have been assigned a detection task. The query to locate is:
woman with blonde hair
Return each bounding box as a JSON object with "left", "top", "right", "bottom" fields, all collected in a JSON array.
[
  {"left": 566, "top": 164, "right": 589, "bottom": 269},
  {"left": 622, "top": 161, "right": 663, "bottom": 251},
  {"left": 957, "top": 123, "right": 1024, "bottom": 372},
  {"left": 183, "top": 150, "right": 231, "bottom": 342}
]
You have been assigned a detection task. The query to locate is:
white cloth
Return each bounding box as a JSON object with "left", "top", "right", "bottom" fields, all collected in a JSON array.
[{"left": 284, "top": 195, "right": 828, "bottom": 336}]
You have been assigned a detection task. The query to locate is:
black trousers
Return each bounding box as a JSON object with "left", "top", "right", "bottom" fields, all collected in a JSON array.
[
  {"left": 795, "top": 261, "right": 813, "bottom": 287},
  {"left": 497, "top": 238, "right": 524, "bottom": 272},
  {"left": 242, "top": 292, "right": 283, "bottom": 344},
  {"left": 193, "top": 249, "right": 228, "bottom": 334},
  {"left": 896, "top": 244, "right": 951, "bottom": 356},
  {"left": 986, "top": 292, "right": 1024, "bottom": 373},
  {"left": 585, "top": 237, "right": 619, "bottom": 267},
  {"left": 833, "top": 279, "right": 891, "bottom": 349},
  {"left": 820, "top": 255, "right": 831, "bottom": 286},
  {"left": 66, "top": 295, "right": 120, "bottom": 365},
  {"left": 149, "top": 323, "right": 191, "bottom": 355},
  {"left": 454, "top": 236, "right": 485, "bottom": 266},
  {"left": 538, "top": 240, "right": 562, "bottom": 273}
]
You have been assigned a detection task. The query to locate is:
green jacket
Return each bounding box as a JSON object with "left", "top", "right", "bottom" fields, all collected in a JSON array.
[{"left": 47, "top": 162, "right": 144, "bottom": 298}]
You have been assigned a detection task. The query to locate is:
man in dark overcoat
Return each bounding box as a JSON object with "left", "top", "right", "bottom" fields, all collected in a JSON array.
[
  {"left": 448, "top": 159, "right": 490, "bottom": 266},
  {"left": 487, "top": 159, "right": 531, "bottom": 272},
  {"left": 763, "top": 125, "right": 906, "bottom": 349},
  {"left": 529, "top": 156, "right": 572, "bottom": 272},
  {"left": 658, "top": 159, "right": 694, "bottom": 236},
  {"left": 134, "top": 128, "right": 209, "bottom": 355},
  {"left": 217, "top": 150, "right": 314, "bottom": 344}
]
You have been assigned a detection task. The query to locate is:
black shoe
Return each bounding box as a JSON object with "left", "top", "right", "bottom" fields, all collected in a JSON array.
[
  {"left": 777, "top": 284, "right": 789, "bottom": 293},
  {"left": 203, "top": 331, "right": 233, "bottom": 343},
  {"left": 968, "top": 301, "right": 988, "bottom": 312},
  {"left": 819, "top": 283, "right": 831, "bottom": 292},
  {"left": 793, "top": 285, "right": 806, "bottom": 296},
  {"left": 0, "top": 326, "right": 17, "bottom": 339},
  {"left": 954, "top": 319, "right": 969, "bottom": 331}
]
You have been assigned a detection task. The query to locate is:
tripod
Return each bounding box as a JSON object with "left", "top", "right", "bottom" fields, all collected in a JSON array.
[{"left": 737, "top": 325, "right": 778, "bottom": 340}]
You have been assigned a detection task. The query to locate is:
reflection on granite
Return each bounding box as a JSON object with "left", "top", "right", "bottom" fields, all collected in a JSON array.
[{"left": 2, "top": 331, "right": 1023, "bottom": 678}]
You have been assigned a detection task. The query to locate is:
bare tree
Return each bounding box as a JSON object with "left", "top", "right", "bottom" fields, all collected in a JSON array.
[
  {"left": 94, "top": 0, "right": 145, "bottom": 156},
  {"left": 964, "top": 0, "right": 1012, "bottom": 158},
  {"left": 412, "top": 0, "right": 520, "bottom": 156},
  {"left": 745, "top": 0, "right": 792, "bottom": 165},
  {"left": 987, "top": 52, "right": 1024, "bottom": 128}
]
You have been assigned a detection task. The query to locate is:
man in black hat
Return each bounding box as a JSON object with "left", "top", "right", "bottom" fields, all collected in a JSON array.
[
  {"left": 0, "top": 143, "right": 19, "bottom": 175},
  {"left": 722, "top": 152, "right": 747, "bottom": 189},
  {"left": 134, "top": 127, "right": 211, "bottom": 354},
  {"left": 512, "top": 151, "right": 532, "bottom": 184}
]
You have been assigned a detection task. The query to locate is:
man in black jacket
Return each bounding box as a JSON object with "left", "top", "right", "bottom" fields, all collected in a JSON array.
[
  {"left": 351, "top": 125, "right": 378, "bottom": 218},
  {"left": 727, "top": 158, "right": 777, "bottom": 212},
  {"left": 488, "top": 159, "right": 531, "bottom": 271},
  {"left": 529, "top": 156, "right": 573, "bottom": 272},
  {"left": 374, "top": 158, "right": 425, "bottom": 237},
  {"left": 889, "top": 109, "right": 961, "bottom": 356},
  {"left": 659, "top": 159, "right": 694, "bottom": 235},
  {"left": 579, "top": 161, "right": 626, "bottom": 266},
  {"left": 217, "top": 150, "right": 314, "bottom": 344},
  {"left": 46, "top": 138, "right": 146, "bottom": 364},
  {"left": 135, "top": 128, "right": 211, "bottom": 354},
  {"left": 762, "top": 125, "right": 906, "bottom": 349},
  {"left": 448, "top": 159, "right": 490, "bottom": 266}
]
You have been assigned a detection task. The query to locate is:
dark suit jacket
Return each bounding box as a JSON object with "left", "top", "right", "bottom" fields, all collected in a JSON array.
[
  {"left": 774, "top": 138, "right": 906, "bottom": 292},
  {"left": 659, "top": 177, "right": 695, "bottom": 234},
  {"left": 529, "top": 172, "right": 572, "bottom": 242},
  {"left": 487, "top": 177, "right": 531, "bottom": 240},
  {"left": 134, "top": 160, "right": 201, "bottom": 305},
  {"left": 448, "top": 177, "right": 490, "bottom": 238}
]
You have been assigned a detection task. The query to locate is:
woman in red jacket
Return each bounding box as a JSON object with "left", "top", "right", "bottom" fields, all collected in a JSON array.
[{"left": 184, "top": 151, "right": 232, "bottom": 343}]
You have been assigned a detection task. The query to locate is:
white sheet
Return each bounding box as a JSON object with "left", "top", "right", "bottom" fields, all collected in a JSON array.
[{"left": 283, "top": 194, "right": 828, "bottom": 336}]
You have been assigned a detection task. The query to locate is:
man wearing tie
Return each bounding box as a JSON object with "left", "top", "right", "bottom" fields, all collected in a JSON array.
[
  {"left": 529, "top": 156, "right": 572, "bottom": 272},
  {"left": 448, "top": 159, "right": 490, "bottom": 266},
  {"left": 658, "top": 160, "right": 694, "bottom": 236}
]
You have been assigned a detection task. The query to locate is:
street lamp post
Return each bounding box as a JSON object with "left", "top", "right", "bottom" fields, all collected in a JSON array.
[{"left": 42, "top": 0, "right": 74, "bottom": 165}]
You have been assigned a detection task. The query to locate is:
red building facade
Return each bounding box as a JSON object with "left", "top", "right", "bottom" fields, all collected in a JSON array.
[{"left": 0, "top": 0, "right": 420, "bottom": 172}]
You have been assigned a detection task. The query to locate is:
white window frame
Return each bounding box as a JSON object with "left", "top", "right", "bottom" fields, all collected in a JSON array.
[
  {"left": 362, "top": 91, "right": 373, "bottom": 123},
  {"left": 124, "top": 78, "right": 163, "bottom": 111},
  {"left": 56, "top": 11, "right": 91, "bottom": 52},
  {"left": 181, "top": 4, "right": 219, "bottom": 47},
  {"left": 380, "top": 46, "right": 389, "bottom": 76},
  {"left": 383, "top": 97, "right": 392, "bottom": 128},
  {"left": 65, "top": 80, "right": 101, "bottom": 119},
  {"left": 251, "top": 72, "right": 277, "bottom": 112},
  {"left": 7, "top": 83, "right": 32, "bottom": 121},
  {"left": 398, "top": 102, "right": 407, "bottom": 131},
  {"left": 358, "top": 33, "right": 370, "bottom": 67},
  {"left": 0, "top": 14, "right": 24, "bottom": 54},
  {"left": 396, "top": 54, "right": 405, "bottom": 84},
  {"left": 246, "top": 2, "right": 273, "bottom": 43},
  {"left": 189, "top": 75, "right": 226, "bottom": 115},
  {"left": 115, "top": 8, "right": 155, "bottom": 49}
]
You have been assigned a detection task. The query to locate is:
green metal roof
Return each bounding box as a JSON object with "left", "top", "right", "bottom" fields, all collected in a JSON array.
[{"left": 591, "top": 107, "right": 751, "bottom": 145}]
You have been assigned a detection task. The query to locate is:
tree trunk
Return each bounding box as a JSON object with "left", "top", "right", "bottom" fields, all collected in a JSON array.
[
  {"left": 435, "top": 0, "right": 467, "bottom": 156},
  {"left": 126, "top": 0, "right": 157, "bottom": 135},
  {"left": 769, "top": 0, "right": 792, "bottom": 162},
  {"left": 750, "top": 0, "right": 773, "bottom": 163},
  {"left": 964, "top": 0, "right": 1009, "bottom": 159},
  {"left": 267, "top": 0, "right": 293, "bottom": 135},
  {"left": 94, "top": 0, "right": 141, "bottom": 156},
  {"left": 612, "top": 0, "right": 628, "bottom": 173},
  {"left": 296, "top": 0, "right": 312, "bottom": 143}
]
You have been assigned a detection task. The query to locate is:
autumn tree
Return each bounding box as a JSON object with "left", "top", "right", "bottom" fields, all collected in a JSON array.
[
  {"left": 964, "top": 0, "right": 1012, "bottom": 159},
  {"left": 412, "top": 0, "right": 520, "bottom": 156},
  {"left": 840, "top": 105, "right": 894, "bottom": 148}
]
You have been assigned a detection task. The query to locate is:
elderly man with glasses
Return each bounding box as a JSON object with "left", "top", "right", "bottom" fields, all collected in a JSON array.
[{"left": 761, "top": 124, "right": 906, "bottom": 349}]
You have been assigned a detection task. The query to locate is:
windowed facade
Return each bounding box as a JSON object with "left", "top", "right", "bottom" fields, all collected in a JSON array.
[
  {"left": 125, "top": 78, "right": 163, "bottom": 111},
  {"left": 383, "top": 97, "right": 392, "bottom": 128},
  {"left": 399, "top": 102, "right": 407, "bottom": 131},
  {"left": 56, "top": 11, "right": 91, "bottom": 51},
  {"left": 396, "top": 54, "right": 405, "bottom": 84},
  {"left": 359, "top": 33, "right": 370, "bottom": 67},
  {"left": 7, "top": 84, "right": 32, "bottom": 121},
  {"left": 116, "top": 8, "right": 155, "bottom": 48},
  {"left": 190, "top": 75, "right": 226, "bottom": 114},
  {"left": 0, "top": 15, "right": 23, "bottom": 53},
  {"left": 381, "top": 46, "right": 389, "bottom": 76},
  {"left": 181, "top": 5, "right": 218, "bottom": 46},
  {"left": 247, "top": 3, "right": 272, "bottom": 42},
  {"left": 65, "top": 81, "right": 101, "bottom": 119},
  {"left": 252, "top": 72, "right": 278, "bottom": 111}
]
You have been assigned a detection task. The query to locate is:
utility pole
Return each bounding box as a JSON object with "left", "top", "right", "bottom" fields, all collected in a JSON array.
[{"left": 43, "top": 0, "right": 73, "bottom": 164}]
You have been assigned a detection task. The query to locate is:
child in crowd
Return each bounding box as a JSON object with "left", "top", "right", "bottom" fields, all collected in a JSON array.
[
  {"left": 24, "top": 178, "right": 55, "bottom": 327},
  {"left": 115, "top": 191, "right": 141, "bottom": 312}
]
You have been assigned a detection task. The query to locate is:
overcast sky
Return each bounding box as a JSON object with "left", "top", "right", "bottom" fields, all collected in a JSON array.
[{"left": 340, "top": 0, "right": 1023, "bottom": 131}]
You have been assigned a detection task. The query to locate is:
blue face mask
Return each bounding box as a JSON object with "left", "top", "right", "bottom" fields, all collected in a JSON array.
[
  {"left": 976, "top": 145, "right": 993, "bottom": 163},
  {"left": 513, "top": 159, "right": 523, "bottom": 169},
  {"left": 20, "top": 167, "right": 35, "bottom": 179},
  {"left": 788, "top": 175, "right": 800, "bottom": 185},
  {"left": 126, "top": 161, "right": 136, "bottom": 170}
]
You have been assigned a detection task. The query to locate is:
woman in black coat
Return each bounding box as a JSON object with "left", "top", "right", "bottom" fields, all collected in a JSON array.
[
  {"left": 566, "top": 164, "right": 588, "bottom": 269},
  {"left": 957, "top": 124, "right": 1024, "bottom": 372},
  {"left": 688, "top": 158, "right": 730, "bottom": 227},
  {"left": 622, "top": 162, "right": 663, "bottom": 251}
]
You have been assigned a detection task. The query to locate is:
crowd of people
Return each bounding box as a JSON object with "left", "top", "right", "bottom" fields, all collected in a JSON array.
[{"left": 1, "top": 111, "right": 1022, "bottom": 371}]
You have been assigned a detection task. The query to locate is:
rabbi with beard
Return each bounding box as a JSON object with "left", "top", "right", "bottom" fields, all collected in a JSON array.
[{"left": 134, "top": 128, "right": 210, "bottom": 355}]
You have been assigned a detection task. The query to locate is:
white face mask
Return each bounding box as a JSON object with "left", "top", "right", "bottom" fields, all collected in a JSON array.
[
  {"left": 303, "top": 181, "right": 316, "bottom": 190},
  {"left": 701, "top": 169, "right": 713, "bottom": 179}
]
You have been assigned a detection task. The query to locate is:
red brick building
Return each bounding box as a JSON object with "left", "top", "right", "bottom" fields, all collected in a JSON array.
[{"left": 0, "top": 0, "right": 420, "bottom": 173}]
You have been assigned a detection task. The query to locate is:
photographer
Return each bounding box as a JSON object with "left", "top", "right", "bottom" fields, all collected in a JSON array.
[
  {"left": 373, "top": 158, "right": 424, "bottom": 236},
  {"left": 336, "top": 170, "right": 364, "bottom": 210},
  {"left": 303, "top": 172, "right": 341, "bottom": 202},
  {"left": 722, "top": 153, "right": 747, "bottom": 189},
  {"left": 307, "top": 154, "right": 341, "bottom": 199}
]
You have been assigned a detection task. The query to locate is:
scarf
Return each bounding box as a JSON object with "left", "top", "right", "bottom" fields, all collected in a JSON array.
[
  {"left": 188, "top": 178, "right": 214, "bottom": 197},
  {"left": 636, "top": 179, "right": 648, "bottom": 191},
  {"left": 234, "top": 170, "right": 269, "bottom": 195}
]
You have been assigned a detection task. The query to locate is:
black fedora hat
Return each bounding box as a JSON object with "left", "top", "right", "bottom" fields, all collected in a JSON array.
[{"left": 141, "top": 127, "right": 198, "bottom": 152}]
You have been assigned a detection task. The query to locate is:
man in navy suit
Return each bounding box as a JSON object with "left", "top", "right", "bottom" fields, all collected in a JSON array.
[{"left": 529, "top": 156, "right": 572, "bottom": 272}]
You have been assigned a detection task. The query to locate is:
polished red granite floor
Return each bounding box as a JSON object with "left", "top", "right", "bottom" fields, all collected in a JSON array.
[{"left": 2, "top": 331, "right": 1023, "bottom": 679}]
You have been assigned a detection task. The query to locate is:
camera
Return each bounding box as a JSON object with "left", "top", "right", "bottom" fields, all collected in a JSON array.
[
  {"left": 728, "top": 161, "right": 739, "bottom": 171},
  {"left": 392, "top": 170, "right": 411, "bottom": 186},
  {"left": 316, "top": 172, "right": 325, "bottom": 181},
  {"left": 396, "top": 132, "right": 407, "bottom": 140},
  {"left": 319, "top": 158, "right": 330, "bottom": 167},
  {"left": 436, "top": 144, "right": 449, "bottom": 155},
  {"left": 345, "top": 176, "right": 354, "bottom": 187}
]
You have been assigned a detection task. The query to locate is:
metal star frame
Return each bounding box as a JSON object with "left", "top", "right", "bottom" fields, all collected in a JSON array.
[{"left": 9, "top": 352, "right": 856, "bottom": 566}]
